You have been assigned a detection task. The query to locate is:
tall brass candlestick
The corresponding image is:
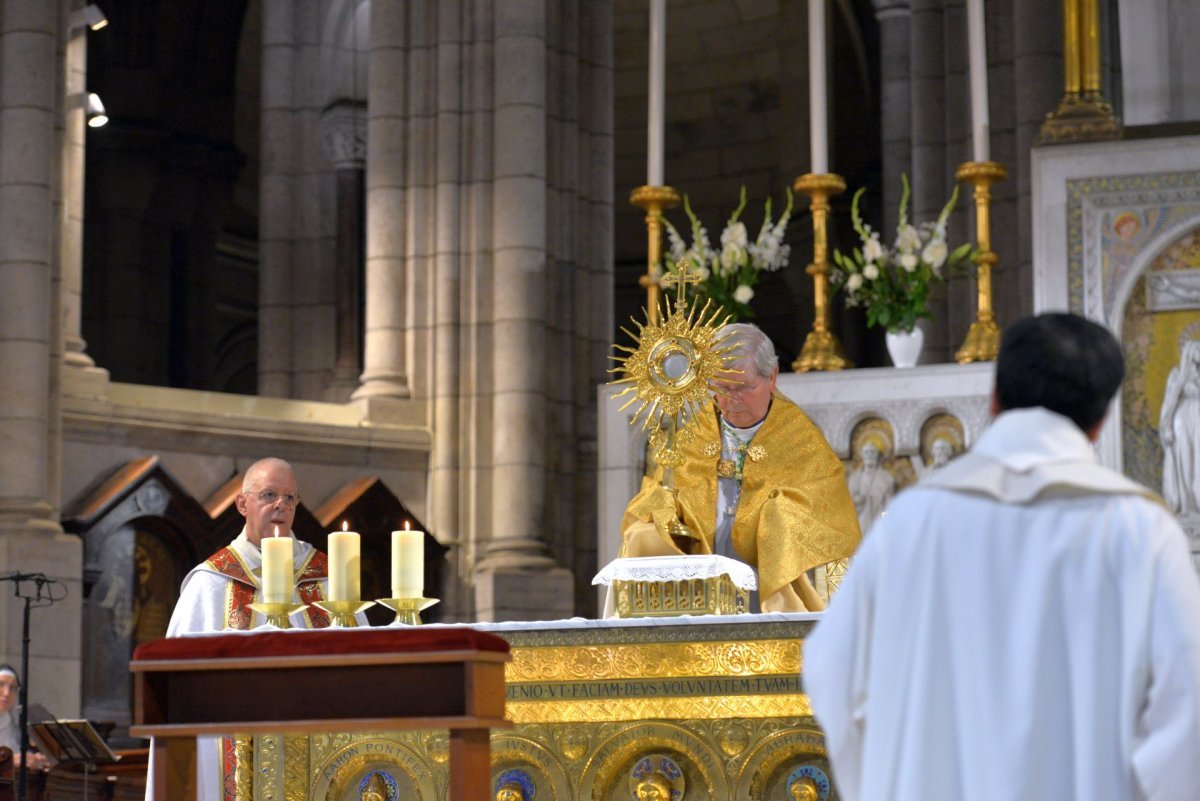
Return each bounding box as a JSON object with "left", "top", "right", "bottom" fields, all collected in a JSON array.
[
  {"left": 954, "top": 160, "right": 1007, "bottom": 364},
  {"left": 630, "top": 185, "right": 681, "bottom": 325},
  {"left": 793, "top": 173, "right": 852, "bottom": 372}
]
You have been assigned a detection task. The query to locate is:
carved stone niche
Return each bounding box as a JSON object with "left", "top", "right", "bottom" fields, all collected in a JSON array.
[
  {"left": 62, "top": 456, "right": 218, "bottom": 748},
  {"left": 313, "top": 477, "right": 446, "bottom": 626}
]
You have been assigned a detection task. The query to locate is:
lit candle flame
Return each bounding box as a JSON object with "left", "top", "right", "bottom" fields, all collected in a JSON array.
[
  {"left": 342, "top": 520, "right": 348, "bottom": 532},
  {"left": 404, "top": 521, "right": 411, "bottom": 531},
  {"left": 273, "top": 525, "right": 279, "bottom": 538}
]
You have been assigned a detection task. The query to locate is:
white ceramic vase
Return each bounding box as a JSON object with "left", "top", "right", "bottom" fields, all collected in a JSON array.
[{"left": 885, "top": 328, "right": 924, "bottom": 368}]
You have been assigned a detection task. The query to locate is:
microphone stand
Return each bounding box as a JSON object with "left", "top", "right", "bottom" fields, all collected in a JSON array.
[{"left": 2, "top": 572, "right": 62, "bottom": 801}]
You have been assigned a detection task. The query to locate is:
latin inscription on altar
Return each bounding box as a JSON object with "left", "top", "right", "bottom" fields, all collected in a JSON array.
[{"left": 507, "top": 675, "right": 800, "bottom": 701}]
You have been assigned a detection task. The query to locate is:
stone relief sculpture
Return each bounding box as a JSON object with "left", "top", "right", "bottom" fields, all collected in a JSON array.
[
  {"left": 910, "top": 413, "right": 965, "bottom": 479},
  {"left": 1160, "top": 336, "right": 1200, "bottom": 516},
  {"left": 847, "top": 438, "right": 895, "bottom": 536}
]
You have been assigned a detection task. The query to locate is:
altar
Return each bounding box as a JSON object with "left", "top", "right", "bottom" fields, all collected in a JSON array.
[{"left": 241, "top": 614, "right": 828, "bottom": 801}]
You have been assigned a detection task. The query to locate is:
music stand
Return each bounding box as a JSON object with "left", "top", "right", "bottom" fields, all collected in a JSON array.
[{"left": 26, "top": 705, "right": 119, "bottom": 801}]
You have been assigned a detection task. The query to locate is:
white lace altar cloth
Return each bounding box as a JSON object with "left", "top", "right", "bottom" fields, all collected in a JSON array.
[{"left": 591, "top": 555, "right": 757, "bottom": 591}]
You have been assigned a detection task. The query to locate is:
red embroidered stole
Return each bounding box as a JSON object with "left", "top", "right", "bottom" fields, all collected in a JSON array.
[
  {"left": 204, "top": 546, "right": 332, "bottom": 630},
  {"left": 202, "top": 545, "right": 331, "bottom": 801}
]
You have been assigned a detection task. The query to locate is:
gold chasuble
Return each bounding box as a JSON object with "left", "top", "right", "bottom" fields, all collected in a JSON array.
[{"left": 621, "top": 393, "right": 861, "bottom": 610}]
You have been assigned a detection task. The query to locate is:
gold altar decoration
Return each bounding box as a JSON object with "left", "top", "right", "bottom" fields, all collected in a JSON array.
[
  {"left": 611, "top": 574, "right": 748, "bottom": 618},
  {"left": 610, "top": 259, "right": 738, "bottom": 548},
  {"left": 630, "top": 185, "right": 683, "bottom": 326},
  {"left": 376, "top": 596, "right": 439, "bottom": 625},
  {"left": 954, "top": 161, "right": 1008, "bottom": 364},
  {"left": 1038, "top": 0, "right": 1120, "bottom": 144},
  {"left": 246, "top": 601, "right": 308, "bottom": 629},
  {"left": 245, "top": 618, "right": 834, "bottom": 801},
  {"left": 793, "top": 173, "right": 852, "bottom": 372}
]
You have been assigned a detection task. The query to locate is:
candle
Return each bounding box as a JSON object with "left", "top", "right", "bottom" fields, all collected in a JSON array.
[
  {"left": 261, "top": 526, "right": 293, "bottom": 604},
  {"left": 966, "top": 0, "right": 990, "bottom": 162},
  {"left": 646, "top": 0, "right": 666, "bottom": 185},
  {"left": 808, "top": 0, "right": 828, "bottom": 174},
  {"left": 392, "top": 522, "right": 424, "bottom": 598},
  {"left": 328, "top": 521, "right": 361, "bottom": 602}
]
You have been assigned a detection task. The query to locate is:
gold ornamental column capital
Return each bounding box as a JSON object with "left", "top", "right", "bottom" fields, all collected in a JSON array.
[
  {"left": 954, "top": 160, "right": 1008, "bottom": 365},
  {"left": 792, "top": 172, "right": 852, "bottom": 372},
  {"left": 630, "top": 185, "right": 683, "bottom": 325}
]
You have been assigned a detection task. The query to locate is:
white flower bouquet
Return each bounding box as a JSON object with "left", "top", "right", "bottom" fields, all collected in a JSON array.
[
  {"left": 831, "top": 175, "right": 972, "bottom": 333},
  {"left": 661, "top": 186, "right": 793, "bottom": 320}
]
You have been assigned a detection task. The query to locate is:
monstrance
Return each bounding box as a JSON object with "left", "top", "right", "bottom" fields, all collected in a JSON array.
[{"left": 609, "top": 258, "right": 739, "bottom": 549}]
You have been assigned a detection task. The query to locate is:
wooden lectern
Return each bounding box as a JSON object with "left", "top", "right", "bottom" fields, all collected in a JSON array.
[{"left": 130, "top": 628, "right": 510, "bottom": 801}]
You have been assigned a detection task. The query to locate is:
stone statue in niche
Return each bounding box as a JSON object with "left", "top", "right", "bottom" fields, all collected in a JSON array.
[
  {"left": 909, "top": 414, "right": 965, "bottom": 481},
  {"left": 909, "top": 436, "right": 956, "bottom": 478},
  {"left": 847, "top": 439, "right": 895, "bottom": 536},
  {"left": 1161, "top": 337, "right": 1200, "bottom": 516}
]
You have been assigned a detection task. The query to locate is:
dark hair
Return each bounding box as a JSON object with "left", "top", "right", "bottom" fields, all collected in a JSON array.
[{"left": 995, "top": 313, "right": 1124, "bottom": 432}]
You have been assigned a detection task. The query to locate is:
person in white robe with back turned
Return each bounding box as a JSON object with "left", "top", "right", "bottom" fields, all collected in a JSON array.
[{"left": 804, "top": 313, "right": 1200, "bottom": 801}]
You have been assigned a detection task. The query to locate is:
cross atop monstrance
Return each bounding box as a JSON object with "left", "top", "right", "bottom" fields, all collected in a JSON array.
[{"left": 663, "top": 256, "right": 703, "bottom": 307}]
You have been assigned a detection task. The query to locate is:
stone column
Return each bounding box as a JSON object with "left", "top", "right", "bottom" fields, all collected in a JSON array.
[
  {"left": 60, "top": 8, "right": 105, "bottom": 388},
  {"left": 320, "top": 103, "right": 366, "bottom": 402},
  {"left": 258, "top": 0, "right": 297, "bottom": 397},
  {"left": 873, "top": 0, "right": 912, "bottom": 233},
  {"left": 0, "top": 0, "right": 83, "bottom": 715},
  {"left": 353, "top": 0, "right": 411, "bottom": 401},
  {"left": 474, "top": 0, "right": 573, "bottom": 621},
  {"left": 0, "top": 0, "right": 59, "bottom": 536}
]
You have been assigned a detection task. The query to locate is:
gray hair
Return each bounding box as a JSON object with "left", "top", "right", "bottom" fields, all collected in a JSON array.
[
  {"left": 719, "top": 323, "right": 778, "bottom": 378},
  {"left": 241, "top": 457, "right": 295, "bottom": 492}
]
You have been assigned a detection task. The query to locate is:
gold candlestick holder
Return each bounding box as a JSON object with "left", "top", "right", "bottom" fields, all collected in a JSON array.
[
  {"left": 311, "top": 599, "right": 376, "bottom": 628},
  {"left": 793, "top": 173, "right": 853, "bottom": 372},
  {"left": 246, "top": 601, "right": 309, "bottom": 629},
  {"left": 376, "top": 596, "right": 440, "bottom": 625},
  {"left": 954, "top": 160, "right": 1008, "bottom": 364},
  {"left": 630, "top": 185, "right": 682, "bottom": 325}
]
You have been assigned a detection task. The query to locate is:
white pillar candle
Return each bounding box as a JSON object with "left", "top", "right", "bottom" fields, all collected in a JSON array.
[
  {"left": 392, "top": 523, "right": 424, "bottom": 598},
  {"left": 646, "top": 0, "right": 666, "bottom": 185},
  {"left": 808, "top": 0, "right": 829, "bottom": 174},
  {"left": 966, "top": 0, "right": 990, "bottom": 162},
  {"left": 328, "top": 524, "right": 361, "bottom": 602},
  {"left": 261, "top": 529, "right": 294, "bottom": 604}
]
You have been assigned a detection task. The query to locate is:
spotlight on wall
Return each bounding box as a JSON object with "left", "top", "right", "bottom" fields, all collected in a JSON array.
[
  {"left": 69, "top": 4, "right": 108, "bottom": 32},
  {"left": 86, "top": 93, "right": 108, "bottom": 128}
]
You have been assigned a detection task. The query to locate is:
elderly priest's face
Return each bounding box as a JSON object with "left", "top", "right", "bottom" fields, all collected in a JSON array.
[
  {"left": 235, "top": 461, "right": 300, "bottom": 546},
  {"left": 712, "top": 362, "right": 778, "bottom": 427}
]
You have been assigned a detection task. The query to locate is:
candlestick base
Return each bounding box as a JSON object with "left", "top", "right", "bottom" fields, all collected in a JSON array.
[
  {"left": 246, "top": 602, "right": 309, "bottom": 630},
  {"left": 376, "top": 597, "right": 440, "bottom": 625},
  {"left": 311, "top": 599, "right": 375, "bottom": 628},
  {"left": 954, "top": 317, "right": 1001, "bottom": 364}
]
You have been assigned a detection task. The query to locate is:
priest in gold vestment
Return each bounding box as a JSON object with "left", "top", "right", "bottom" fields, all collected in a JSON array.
[{"left": 621, "top": 324, "right": 861, "bottom": 611}]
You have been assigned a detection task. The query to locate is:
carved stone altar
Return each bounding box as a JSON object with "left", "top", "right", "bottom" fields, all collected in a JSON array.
[{"left": 251, "top": 615, "right": 832, "bottom": 801}]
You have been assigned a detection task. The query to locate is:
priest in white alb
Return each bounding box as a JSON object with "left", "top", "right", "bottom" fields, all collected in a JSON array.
[{"left": 804, "top": 313, "right": 1200, "bottom": 801}]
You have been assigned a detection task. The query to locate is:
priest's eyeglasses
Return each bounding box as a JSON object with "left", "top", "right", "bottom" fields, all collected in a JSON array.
[{"left": 250, "top": 489, "right": 301, "bottom": 508}]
